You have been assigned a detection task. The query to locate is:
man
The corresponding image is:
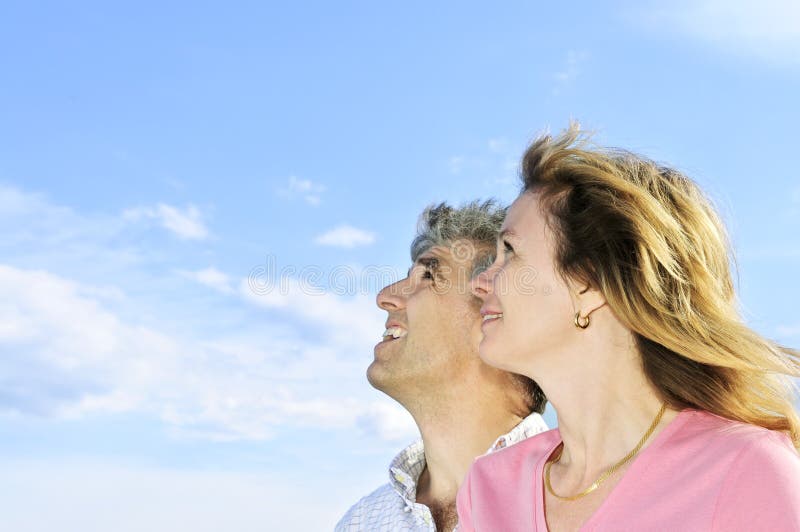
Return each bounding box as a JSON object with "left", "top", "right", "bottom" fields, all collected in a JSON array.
[{"left": 336, "top": 200, "right": 548, "bottom": 532}]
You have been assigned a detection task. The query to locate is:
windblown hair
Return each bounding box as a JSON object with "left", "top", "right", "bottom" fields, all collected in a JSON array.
[
  {"left": 411, "top": 200, "right": 547, "bottom": 414},
  {"left": 520, "top": 123, "right": 800, "bottom": 446}
]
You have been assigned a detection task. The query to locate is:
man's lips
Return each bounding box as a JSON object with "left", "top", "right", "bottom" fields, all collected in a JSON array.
[
  {"left": 380, "top": 321, "right": 408, "bottom": 343},
  {"left": 375, "top": 328, "right": 406, "bottom": 355}
]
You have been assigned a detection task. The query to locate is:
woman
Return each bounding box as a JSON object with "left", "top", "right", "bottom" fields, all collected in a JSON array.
[{"left": 457, "top": 125, "right": 800, "bottom": 531}]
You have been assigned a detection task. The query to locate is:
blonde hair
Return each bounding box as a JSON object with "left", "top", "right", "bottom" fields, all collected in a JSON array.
[{"left": 520, "top": 123, "right": 800, "bottom": 448}]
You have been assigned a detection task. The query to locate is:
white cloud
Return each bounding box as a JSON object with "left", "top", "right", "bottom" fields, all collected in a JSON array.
[
  {"left": 553, "top": 50, "right": 588, "bottom": 95},
  {"left": 178, "top": 267, "right": 233, "bottom": 294},
  {"left": 0, "top": 183, "right": 126, "bottom": 254},
  {"left": 0, "top": 184, "right": 54, "bottom": 216},
  {"left": 357, "top": 401, "right": 418, "bottom": 441},
  {"left": 314, "top": 224, "right": 376, "bottom": 248},
  {"left": 278, "top": 176, "right": 326, "bottom": 206},
  {"left": 638, "top": 0, "right": 800, "bottom": 66},
  {"left": 0, "top": 184, "right": 410, "bottom": 445},
  {"left": 239, "top": 276, "right": 382, "bottom": 348},
  {"left": 0, "top": 263, "right": 393, "bottom": 441},
  {"left": 442, "top": 140, "right": 523, "bottom": 201},
  {"left": 123, "top": 203, "right": 209, "bottom": 240}
]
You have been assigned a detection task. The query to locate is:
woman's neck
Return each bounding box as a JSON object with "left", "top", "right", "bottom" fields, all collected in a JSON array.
[{"left": 528, "top": 315, "right": 677, "bottom": 475}]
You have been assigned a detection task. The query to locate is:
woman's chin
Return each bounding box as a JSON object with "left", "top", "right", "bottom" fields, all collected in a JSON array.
[{"left": 478, "top": 339, "right": 514, "bottom": 372}]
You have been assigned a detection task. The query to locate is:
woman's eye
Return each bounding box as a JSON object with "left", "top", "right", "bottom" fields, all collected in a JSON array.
[
  {"left": 421, "top": 269, "right": 434, "bottom": 280},
  {"left": 503, "top": 240, "right": 514, "bottom": 255}
]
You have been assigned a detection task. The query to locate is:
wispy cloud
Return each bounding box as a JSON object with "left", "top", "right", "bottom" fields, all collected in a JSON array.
[
  {"left": 636, "top": 0, "right": 800, "bottom": 66},
  {"left": 0, "top": 183, "right": 54, "bottom": 216},
  {"left": 0, "top": 183, "right": 121, "bottom": 248},
  {"left": 357, "top": 402, "right": 417, "bottom": 441},
  {"left": 553, "top": 50, "right": 588, "bottom": 95},
  {"left": 444, "top": 138, "right": 522, "bottom": 202},
  {"left": 278, "top": 176, "right": 326, "bottom": 206},
  {"left": 0, "top": 184, "right": 413, "bottom": 443},
  {"left": 123, "top": 203, "right": 209, "bottom": 240},
  {"left": 776, "top": 323, "right": 800, "bottom": 338},
  {"left": 0, "top": 263, "right": 406, "bottom": 441},
  {"left": 448, "top": 156, "right": 465, "bottom": 175},
  {"left": 178, "top": 267, "right": 234, "bottom": 294},
  {"left": 0, "top": 184, "right": 148, "bottom": 292},
  {"left": 240, "top": 276, "right": 381, "bottom": 346},
  {"left": 314, "top": 224, "right": 376, "bottom": 248},
  {"left": 487, "top": 138, "right": 508, "bottom": 153}
]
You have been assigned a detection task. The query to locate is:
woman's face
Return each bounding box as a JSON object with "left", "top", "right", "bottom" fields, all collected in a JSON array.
[{"left": 471, "top": 192, "right": 580, "bottom": 377}]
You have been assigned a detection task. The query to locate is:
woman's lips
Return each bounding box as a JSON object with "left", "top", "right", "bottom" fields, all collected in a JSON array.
[{"left": 481, "top": 312, "right": 503, "bottom": 331}]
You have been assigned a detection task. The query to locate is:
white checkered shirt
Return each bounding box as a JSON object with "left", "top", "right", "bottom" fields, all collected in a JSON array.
[{"left": 334, "top": 412, "right": 548, "bottom": 531}]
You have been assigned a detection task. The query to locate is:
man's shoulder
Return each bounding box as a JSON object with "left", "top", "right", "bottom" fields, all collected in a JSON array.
[
  {"left": 474, "top": 427, "right": 560, "bottom": 471},
  {"left": 334, "top": 483, "right": 401, "bottom": 531}
]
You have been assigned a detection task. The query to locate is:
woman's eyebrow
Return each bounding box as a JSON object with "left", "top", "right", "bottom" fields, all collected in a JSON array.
[{"left": 498, "top": 228, "right": 517, "bottom": 242}]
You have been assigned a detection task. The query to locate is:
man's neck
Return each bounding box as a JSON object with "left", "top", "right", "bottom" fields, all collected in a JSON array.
[{"left": 410, "top": 394, "right": 525, "bottom": 504}]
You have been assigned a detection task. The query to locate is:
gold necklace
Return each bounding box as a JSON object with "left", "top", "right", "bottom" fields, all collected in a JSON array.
[{"left": 544, "top": 403, "right": 667, "bottom": 501}]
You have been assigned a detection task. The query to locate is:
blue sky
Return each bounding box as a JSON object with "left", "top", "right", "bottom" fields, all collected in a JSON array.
[{"left": 1, "top": 1, "right": 799, "bottom": 530}]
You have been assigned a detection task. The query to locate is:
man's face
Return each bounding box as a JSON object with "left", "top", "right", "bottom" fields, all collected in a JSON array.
[{"left": 367, "top": 240, "right": 485, "bottom": 400}]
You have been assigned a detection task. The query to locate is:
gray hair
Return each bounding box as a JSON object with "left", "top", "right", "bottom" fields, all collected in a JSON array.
[{"left": 410, "top": 199, "right": 507, "bottom": 276}]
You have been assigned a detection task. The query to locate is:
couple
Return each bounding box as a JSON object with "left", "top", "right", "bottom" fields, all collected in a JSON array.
[{"left": 336, "top": 125, "right": 800, "bottom": 531}]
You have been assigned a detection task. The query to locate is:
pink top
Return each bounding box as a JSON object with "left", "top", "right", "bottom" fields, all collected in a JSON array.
[{"left": 456, "top": 409, "right": 800, "bottom": 531}]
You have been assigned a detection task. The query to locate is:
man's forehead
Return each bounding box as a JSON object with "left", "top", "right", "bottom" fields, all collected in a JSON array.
[
  {"left": 408, "top": 246, "right": 451, "bottom": 273},
  {"left": 414, "top": 244, "right": 461, "bottom": 266}
]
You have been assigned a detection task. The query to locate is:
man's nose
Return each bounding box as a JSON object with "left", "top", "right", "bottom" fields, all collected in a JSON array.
[{"left": 376, "top": 279, "right": 407, "bottom": 311}]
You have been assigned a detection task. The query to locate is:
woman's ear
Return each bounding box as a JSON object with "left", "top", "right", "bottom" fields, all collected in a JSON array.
[{"left": 570, "top": 281, "right": 607, "bottom": 318}]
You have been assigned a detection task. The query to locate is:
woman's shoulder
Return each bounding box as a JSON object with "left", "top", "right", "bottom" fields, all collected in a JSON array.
[
  {"left": 675, "top": 409, "right": 796, "bottom": 452},
  {"left": 692, "top": 411, "right": 800, "bottom": 528},
  {"left": 665, "top": 409, "right": 799, "bottom": 476}
]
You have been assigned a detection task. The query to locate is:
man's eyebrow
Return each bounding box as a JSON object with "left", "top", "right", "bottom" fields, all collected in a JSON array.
[
  {"left": 408, "top": 256, "right": 440, "bottom": 276},
  {"left": 418, "top": 257, "right": 440, "bottom": 269}
]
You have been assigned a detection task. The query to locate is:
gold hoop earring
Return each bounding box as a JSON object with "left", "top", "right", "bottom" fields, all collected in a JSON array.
[{"left": 574, "top": 312, "right": 590, "bottom": 329}]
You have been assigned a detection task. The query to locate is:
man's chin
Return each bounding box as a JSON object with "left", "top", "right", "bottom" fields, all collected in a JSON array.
[
  {"left": 366, "top": 359, "right": 410, "bottom": 400},
  {"left": 366, "top": 359, "right": 391, "bottom": 391}
]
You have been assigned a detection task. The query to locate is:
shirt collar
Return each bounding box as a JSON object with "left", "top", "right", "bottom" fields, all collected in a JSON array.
[
  {"left": 387, "top": 411, "right": 549, "bottom": 501},
  {"left": 487, "top": 411, "right": 548, "bottom": 452},
  {"left": 388, "top": 439, "right": 426, "bottom": 502}
]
